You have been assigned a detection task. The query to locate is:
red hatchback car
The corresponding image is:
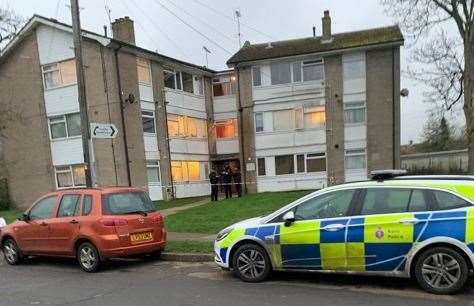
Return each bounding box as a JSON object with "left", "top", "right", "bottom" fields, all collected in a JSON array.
[{"left": 0, "top": 187, "right": 166, "bottom": 272}]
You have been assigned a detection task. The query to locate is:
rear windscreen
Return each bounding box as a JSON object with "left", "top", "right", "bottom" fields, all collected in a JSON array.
[{"left": 101, "top": 192, "right": 155, "bottom": 215}]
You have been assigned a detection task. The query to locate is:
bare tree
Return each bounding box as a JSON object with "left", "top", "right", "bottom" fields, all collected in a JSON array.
[
  {"left": 0, "top": 7, "right": 22, "bottom": 49},
  {"left": 382, "top": 0, "right": 474, "bottom": 171}
]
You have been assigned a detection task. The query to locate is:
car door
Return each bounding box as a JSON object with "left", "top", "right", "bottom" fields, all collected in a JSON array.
[
  {"left": 47, "top": 193, "right": 82, "bottom": 255},
  {"left": 276, "top": 189, "right": 358, "bottom": 270},
  {"left": 347, "top": 187, "right": 430, "bottom": 272},
  {"left": 14, "top": 195, "right": 58, "bottom": 253}
]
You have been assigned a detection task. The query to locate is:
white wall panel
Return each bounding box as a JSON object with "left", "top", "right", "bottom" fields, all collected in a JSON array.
[
  {"left": 36, "top": 25, "right": 74, "bottom": 65},
  {"left": 174, "top": 182, "right": 210, "bottom": 198},
  {"left": 44, "top": 85, "right": 79, "bottom": 116},
  {"left": 213, "top": 95, "right": 236, "bottom": 113},
  {"left": 216, "top": 139, "right": 239, "bottom": 154},
  {"left": 170, "top": 139, "right": 209, "bottom": 155},
  {"left": 165, "top": 89, "right": 206, "bottom": 113},
  {"left": 148, "top": 185, "right": 163, "bottom": 201},
  {"left": 257, "top": 173, "right": 327, "bottom": 192},
  {"left": 255, "top": 129, "right": 326, "bottom": 150},
  {"left": 345, "top": 169, "right": 367, "bottom": 182},
  {"left": 51, "top": 138, "right": 84, "bottom": 166},
  {"left": 344, "top": 125, "right": 366, "bottom": 141}
]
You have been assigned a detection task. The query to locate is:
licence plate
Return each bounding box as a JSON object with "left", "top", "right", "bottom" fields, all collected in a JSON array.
[{"left": 130, "top": 232, "right": 153, "bottom": 244}]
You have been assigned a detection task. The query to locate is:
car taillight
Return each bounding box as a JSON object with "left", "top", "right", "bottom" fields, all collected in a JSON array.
[
  {"left": 151, "top": 214, "right": 163, "bottom": 224},
  {"left": 99, "top": 218, "right": 128, "bottom": 227}
]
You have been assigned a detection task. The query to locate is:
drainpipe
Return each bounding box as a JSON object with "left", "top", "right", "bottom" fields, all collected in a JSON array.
[
  {"left": 114, "top": 46, "right": 132, "bottom": 186},
  {"left": 236, "top": 66, "right": 247, "bottom": 194},
  {"left": 392, "top": 47, "right": 396, "bottom": 169}
]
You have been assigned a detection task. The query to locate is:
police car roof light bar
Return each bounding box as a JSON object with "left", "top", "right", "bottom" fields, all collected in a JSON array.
[{"left": 370, "top": 169, "right": 408, "bottom": 182}]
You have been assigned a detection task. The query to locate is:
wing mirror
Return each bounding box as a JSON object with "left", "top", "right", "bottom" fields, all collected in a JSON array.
[
  {"left": 20, "top": 213, "right": 30, "bottom": 222},
  {"left": 282, "top": 211, "right": 295, "bottom": 226}
]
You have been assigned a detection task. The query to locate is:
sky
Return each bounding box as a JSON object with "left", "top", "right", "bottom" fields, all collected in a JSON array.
[{"left": 1, "top": 0, "right": 465, "bottom": 144}]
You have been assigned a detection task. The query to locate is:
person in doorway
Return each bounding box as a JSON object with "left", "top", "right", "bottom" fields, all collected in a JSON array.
[
  {"left": 209, "top": 171, "right": 219, "bottom": 202},
  {"left": 233, "top": 168, "right": 242, "bottom": 197},
  {"left": 222, "top": 166, "right": 232, "bottom": 199}
]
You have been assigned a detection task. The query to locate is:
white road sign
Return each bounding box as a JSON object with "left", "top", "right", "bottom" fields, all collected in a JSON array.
[{"left": 90, "top": 123, "right": 118, "bottom": 139}]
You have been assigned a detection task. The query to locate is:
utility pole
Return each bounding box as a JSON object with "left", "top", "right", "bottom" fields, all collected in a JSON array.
[
  {"left": 70, "top": 0, "right": 93, "bottom": 187},
  {"left": 235, "top": 9, "right": 242, "bottom": 48},
  {"left": 203, "top": 46, "right": 211, "bottom": 67}
]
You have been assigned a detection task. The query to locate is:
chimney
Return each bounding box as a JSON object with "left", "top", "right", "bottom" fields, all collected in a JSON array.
[
  {"left": 112, "top": 16, "right": 135, "bottom": 45},
  {"left": 322, "top": 10, "right": 332, "bottom": 43}
]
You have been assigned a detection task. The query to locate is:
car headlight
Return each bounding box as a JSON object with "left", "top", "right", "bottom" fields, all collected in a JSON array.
[{"left": 216, "top": 227, "right": 233, "bottom": 241}]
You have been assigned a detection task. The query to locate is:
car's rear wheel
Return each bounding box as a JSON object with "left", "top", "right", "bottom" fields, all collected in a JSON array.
[
  {"left": 414, "top": 246, "right": 468, "bottom": 294},
  {"left": 2, "top": 238, "right": 23, "bottom": 265},
  {"left": 232, "top": 243, "right": 271, "bottom": 282},
  {"left": 77, "top": 242, "right": 101, "bottom": 273}
]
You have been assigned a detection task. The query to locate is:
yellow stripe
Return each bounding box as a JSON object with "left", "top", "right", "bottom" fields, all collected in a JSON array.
[
  {"left": 346, "top": 242, "right": 365, "bottom": 271},
  {"left": 279, "top": 220, "right": 320, "bottom": 244},
  {"left": 320, "top": 243, "right": 346, "bottom": 270},
  {"left": 218, "top": 228, "right": 245, "bottom": 248},
  {"left": 364, "top": 213, "right": 414, "bottom": 243},
  {"left": 466, "top": 208, "right": 474, "bottom": 244}
]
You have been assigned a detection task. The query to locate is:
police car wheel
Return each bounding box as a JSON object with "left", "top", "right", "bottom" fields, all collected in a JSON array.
[
  {"left": 232, "top": 243, "right": 271, "bottom": 282},
  {"left": 414, "top": 246, "right": 468, "bottom": 294},
  {"left": 2, "top": 238, "right": 23, "bottom": 265}
]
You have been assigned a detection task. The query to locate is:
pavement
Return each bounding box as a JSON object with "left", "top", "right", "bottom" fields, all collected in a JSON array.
[
  {"left": 158, "top": 199, "right": 210, "bottom": 217},
  {"left": 2, "top": 255, "right": 474, "bottom": 306}
]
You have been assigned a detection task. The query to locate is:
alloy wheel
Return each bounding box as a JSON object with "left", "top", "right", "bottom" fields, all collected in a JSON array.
[
  {"left": 421, "top": 252, "right": 461, "bottom": 290},
  {"left": 3, "top": 241, "right": 18, "bottom": 264},
  {"left": 236, "top": 249, "right": 266, "bottom": 279},
  {"left": 79, "top": 246, "right": 97, "bottom": 270}
]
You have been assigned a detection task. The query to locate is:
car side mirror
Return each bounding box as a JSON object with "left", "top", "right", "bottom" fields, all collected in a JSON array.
[
  {"left": 283, "top": 211, "right": 295, "bottom": 226},
  {"left": 20, "top": 213, "right": 30, "bottom": 222}
]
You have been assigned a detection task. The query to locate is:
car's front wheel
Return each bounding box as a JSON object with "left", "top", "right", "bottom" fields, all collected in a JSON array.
[
  {"left": 414, "top": 246, "right": 468, "bottom": 294},
  {"left": 77, "top": 242, "right": 101, "bottom": 273},
  {"left": 2, "top": 238, "right": 23, "bottom": 265},
  {"left": 232, "top": 243, "right": 271, "bottom": 282}
]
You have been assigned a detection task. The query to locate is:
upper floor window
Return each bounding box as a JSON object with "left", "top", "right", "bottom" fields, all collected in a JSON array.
[
  {"left": 137, "top": 58, "right": 151, "bottom": 85},
  {"left": 142, "top": 111, "right": 156, "bottom": 134},
  {"left": 195, "top": 76, "right": 204, "bottom": 95},
  {"left": 48, "top": 113, "right": 81, "bottom": 140},
  {"left": 273, "top": 109, "right": 294, "bottom": 131},
  {"left": 213, "top": 75, "right": 236, "bottom": 97},
  {"left": 55, "top": 164, "right": 86, "bottom": 188},
  {"left": 344, "top": 59, "right": 365, "bottom": 80},
  {"left": 303, "top": 106, "right": 326, "bottom": 129},
  {"left": 216, "top": 119, "right": 237, "bottom": 139},
  {"left": 42, "top": 59, "right": 76, "bottom": 89},
  {"left": 252, "top": 66, "right": 261, "bottom": 86},
  {"left": 270, "top": 62, "right": 291, "bottom": 85},
  {"left": 146, "top": 161, "right": 161, "bottom": 184},
  {"left": 171, "top": 161, "right": 204, "bottom": 182},
  {"left": 167, "top": 114, "right": 207, "bottom": 139},
  {"left": 344, "top": 101, "right": 366, "bottom": 124},
  {"left": 345, "top": 149, "right": 367, "bottom": 170},
  {"left": 164, "top": 70, "right": 198, "bottom": 94},
  {"left": 268, "top": 59, "right": 324, "bottom": 86}
]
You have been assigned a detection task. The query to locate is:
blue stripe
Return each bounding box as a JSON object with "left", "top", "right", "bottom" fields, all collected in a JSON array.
[
  {"left": 321, "top": 219, "right": 348, "bottom": 243},
  {"left": 347, "top": 217, "right": 364, "bottom": 242},
  {"left": 219, "top": 247, "right": 228, "bottom": 263},
  {"left": 281, "top": 244, "right": 320, "bottom": 267}
]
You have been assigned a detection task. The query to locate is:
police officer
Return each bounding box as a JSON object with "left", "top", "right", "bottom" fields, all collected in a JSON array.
[
  {"left": 233, "top": 167, "right": 242, "bottom": 197},
  {"left": 209, "top": 171, "right": 219, "bottom": 201},
  {"left": 222, "top": 166, "right": 232, "bottom": 199}
]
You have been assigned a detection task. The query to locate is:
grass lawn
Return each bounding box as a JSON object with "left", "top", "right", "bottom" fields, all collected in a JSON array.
[
  {"left": 165, "top": 190, "right": 313, "bottom": 234},
  {"left": 166, "top": 240, "right": 213, "bottom": 254},
  {"left": 155, "top": 196, "right": 209, "bottom": 210},
  {"left": 0, "top": 209, "right": 23, "bottom": 224}
]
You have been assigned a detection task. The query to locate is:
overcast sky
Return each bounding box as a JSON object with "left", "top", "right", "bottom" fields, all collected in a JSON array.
[{"left": 2, "top": 0, "right": 465, "bottom": 144}]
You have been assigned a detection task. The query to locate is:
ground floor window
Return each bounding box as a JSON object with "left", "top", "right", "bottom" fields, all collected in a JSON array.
[
  {"left": 345, "top": 149, "right": 367, "bottom": 170},
  {"left": 146, "top": 161, "right": 161, "bottom": 184},
  {"left": 275, "top": 155, "right": 295, "bottom": 175},
  {"left": 55, "top": 164, "right": 86, "bottom": 188},
  {"left": 171, "top": 161, "right": 207, "bottom": 182},
  {"left": 257, "top": 158, "right": 266, "bottom": 176},
  {"left": 306, "top": 153, "right": 326, "bottom": 172}
]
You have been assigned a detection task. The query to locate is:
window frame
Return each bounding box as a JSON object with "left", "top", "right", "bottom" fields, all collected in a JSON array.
[
  {"left": 141, "top": 110, "right": 156, "bottom": 134},
  {"left": 48, "top": 113, "right": 82, "bottom": 140},
  {"left": 57, "top": 194, "right": 81, "bottom": 218},
  {"left": 28, "top": 195, "right": 58, "bottom": 221},
  {"left": 345, "top": 148, "right": 367, "bottom": 170},
  {"left": 344, "top": 101, "right": 366, "bottom": 125},
  {"left": 215, "top": 119, "right": 237, "bottom": 139},
  {"left": 267, "top": 58, "right": 325, "bottom": 86},
  {"left": 257, "top": 158, "right": 266, "bottom": 176},
  {"left": 146, "top": 160, "right": 161, "bottom": 185},
  {"left": 54, "top": 164, "right": 86, "bottom": 189},
  {"left": 41, "top": 59, "right": 77, "bottom": 90},
  {"left": 252, "top": 66, "right": 262, "bottom": 87},
  {"left": 254, "top": 112, "right": 264, "bottom": 133},
  {"left": 275, "top": 154, "right": 295, "bottom": 176},
  {"left": 212, "top": 75, "right": 235, "bottom": 97},
  {"left": 136, "top": 58, "right": 152, "bottom": 86},
  {"left": 167, "top": 114, "right": 207, "bottom": 139}
]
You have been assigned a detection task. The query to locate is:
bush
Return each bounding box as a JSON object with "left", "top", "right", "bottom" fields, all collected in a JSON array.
[{"left": 0, "top": 178, "right": 10, "bottom": 210}]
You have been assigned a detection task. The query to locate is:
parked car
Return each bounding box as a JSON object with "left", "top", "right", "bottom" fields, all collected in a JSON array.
[
  {"left": 0, "top": 187, "right": 166, "bottom": 272},
  {"left": 214, "top": 171, "right": 474, "bottom": 294}
]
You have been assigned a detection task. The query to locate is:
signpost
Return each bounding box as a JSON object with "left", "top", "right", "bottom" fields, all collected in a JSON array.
[{"left": 90, "top": 123, "right": 118, "bottom": 139}]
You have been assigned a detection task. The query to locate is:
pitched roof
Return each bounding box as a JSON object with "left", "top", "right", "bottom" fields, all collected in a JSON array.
[{"left": 227, "top": 25, "right": 404, "bottom": 65}]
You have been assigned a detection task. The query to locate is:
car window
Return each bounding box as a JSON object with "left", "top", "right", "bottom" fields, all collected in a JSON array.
[
  {"left": 293, "top": 189, "right": 355, "bottom": 220},
  {"left": 58, "top": 194, "right": 81, "bottom": 217},
  {"left": 102, "top": 192, "right": 155, "bottom": 215},
  {"left": 82, "top": 195, "right": 93, "bottom": 216},
  {"left": 361, "top": 188, "right": 411, "bottom": 215},
  {"left": 29, "top": 196, "right": 57, "bottom": 220},
  {"left": 432, "top": 190, "right": 471, "bottom": 210},
  {"left": 407, "top": 189, "right": 429, "bottom": 212}
]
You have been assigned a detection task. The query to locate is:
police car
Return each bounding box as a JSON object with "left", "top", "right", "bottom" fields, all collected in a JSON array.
[{"left": 214, "top": 171, "right": 474, "bottom": 294}]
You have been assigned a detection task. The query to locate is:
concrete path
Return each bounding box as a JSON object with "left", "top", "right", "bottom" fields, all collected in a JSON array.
[
  {"left": 167, "top": 232, "right": 216, "bottom": 242},
  {"left": 158, "top": 198, "right": 210, "bottom": 217}
]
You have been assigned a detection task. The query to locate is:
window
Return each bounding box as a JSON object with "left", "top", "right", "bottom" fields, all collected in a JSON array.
[
  {"left": 296, "top": 155, "right": 305, "bottom": 173},
  {"left": 304, "top": 107, "right": 326, "bottom": 129},
  {"left": 164, "top": 70, "right": 176, "bottom": 89},
  {"left": 142, "top": 111, "right": 155, "bottom": 134},
  {"left": 255, "top": 112, "right": 264, "bottom": 132},
  {"left": 57, "top": 194, "right": 81, "bottom": 217},
  {"left": 307, "top": 153, "right": 326, "bottom": 172},
  {"left": 361, "top": 188, "right": 412, "bottom": 215},
  {"left": 270, "top": 62, "right": 291, "bottom": 85},
  {"left": 257, "top": 158, "right": 266, "bottom": 176},
  {"left": 171, "top": 161, "right": 202, "bottom": 182},
  {"left": 176, "top": 71, "right": 182, "bottom": 90},
  {"left": 137, "top": 58, "right": 151, "bottom": 85},
  {"left": 216, "top": 120, "right": 236, "bottom": 139},
  {"left": 345, "top": 149, "right": 366, "bottom": 170},
  {"left": 182, "top": 72, "right": 193, "bottom": 93},
  {"left": 49, "top": 113, "right": 81, "bottom": 140},
  {"left": 42, "top": 59, "right": 77, "bottom": 89},
  {"left": 344, "top": 101, "right": 366, "bottom": 124},
  {"left": 273, "top": 109, "right": 294, "bottom": 131},
  {"left": 344, "top": 59, "right": 365, "bottom": 80},
  {"left": 55, "top": 165, "right": 86, "bottom": 188},
  {"left": 29, "top": 196, "right": 57, "bottom": 220},
  {"left": 213, "top": 76, "right": 235, "bottom": 97},
  {"left": 292, "top": 62, "right": 302, "bottom": 82},
  {"left": 252, "top": 66, "right": 261, "bottom": 86},
  {"left": 302, "top": 60, "right": 324, "bottom": 82},
  {"left": 167, "top": 115, "right": 206, "bottom": 138},
  {"left": 294, "top": 189, "right": 355, "bottom": 220},
  {"left": 408, "top": 189, "right": 428, "bottom": 212},
  {"left": 275, "top": 155, "right": 294, "bottom": 175},
  {"left": 147, "top": 161, "right": 161, "bottom": 184},
  {"left": 195, "top": 76, "right": 204, "bottom": 95},
  {"left": 82, "top": 195, "right": 93, "bottom": 216},
  {"left": 432, "top": 190, "right": 471, "bottom": 210},
  {"left": 102, "top": 192, "right": 155, "bottom": 215}
]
